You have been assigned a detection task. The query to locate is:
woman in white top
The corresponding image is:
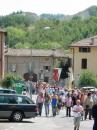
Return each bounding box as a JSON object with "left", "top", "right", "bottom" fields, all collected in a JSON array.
[{"left": 73, "top": 100, "right": 83, "bottom": 130}]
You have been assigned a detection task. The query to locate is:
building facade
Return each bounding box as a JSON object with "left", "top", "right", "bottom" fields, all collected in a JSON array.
[
  {"left": 5, "top": 48, "right": 65, "bottom": 82},
  {"left": 70, "top": 36, "right": 97, "bottom": 86}
]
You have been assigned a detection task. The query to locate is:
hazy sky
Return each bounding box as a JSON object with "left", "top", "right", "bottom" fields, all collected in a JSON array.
[{"left": 0, "top": 0, "right": 97, "bottom": 15}]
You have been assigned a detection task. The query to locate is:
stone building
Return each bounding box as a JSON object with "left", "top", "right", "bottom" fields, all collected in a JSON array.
[{"left": 5, "top": 48, "right": 65, "bottom": 82}]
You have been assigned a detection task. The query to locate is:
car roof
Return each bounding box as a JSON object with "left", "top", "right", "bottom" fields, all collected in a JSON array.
[
  {"left": 81, "top": 86, "right": 95, "bottom": 89},
  {"left": 0, "top": 93, "right": 24, "bottom": 96},
  {"left": 0, "top": 87, "right": 16, "bottom": 91},
  {"left": 81, "top": 86, "right": 96, "bottom": 90}
]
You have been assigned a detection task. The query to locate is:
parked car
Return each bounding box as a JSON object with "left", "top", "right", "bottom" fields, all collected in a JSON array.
[
  {"left": 80, "top": 86, "right": 96, "bottom": 91},
  {"left": 0, "top": 88, "right": 16, "bottom": 94},
  {"left": 0, "top": 94, "right": 38, "bottom": 122}
]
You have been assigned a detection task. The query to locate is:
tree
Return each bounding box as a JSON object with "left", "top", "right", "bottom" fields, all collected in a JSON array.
[
  {"left": 1, "top": 11, "right": 97, "bottom": 49},
  {"left": 59, "top": 61, "right": 70, "bottom": 79},
  {"left": 78, "top": 70, "right": 97, "bottom": 88},
  {"left": 6, "top": 27, "right": 26, "bottom": 47}
]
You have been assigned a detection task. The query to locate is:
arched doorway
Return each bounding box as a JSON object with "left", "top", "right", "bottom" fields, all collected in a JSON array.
[{"left": 23, "top": 72, "right": 37, "bottom": 82}]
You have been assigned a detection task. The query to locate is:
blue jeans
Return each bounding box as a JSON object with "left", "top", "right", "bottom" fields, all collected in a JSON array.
[
  {"left": 44, "top": 103, "right": 49, "bottom": 116},
  {"left": 52, "top": 105, "right": 57, "bottom": 116}
]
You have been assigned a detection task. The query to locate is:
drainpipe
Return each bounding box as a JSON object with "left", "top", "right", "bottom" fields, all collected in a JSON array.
[
  {"left": 1, "top": 33, "right": 3, "bottom": 79},
  {"left": 7, "top": 55, "right": 8, "bottom": 73},
  {"left": 72, "top": 48, "right": 75, "bottom": 77}
]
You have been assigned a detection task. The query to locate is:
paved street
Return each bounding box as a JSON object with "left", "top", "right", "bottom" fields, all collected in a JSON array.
[{"left": 0, "top": 105, "right": 93, "bottom": 130}]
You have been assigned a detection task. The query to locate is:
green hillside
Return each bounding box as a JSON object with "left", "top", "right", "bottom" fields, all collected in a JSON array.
[
  {"left": 0, "top": 6, "right": 97, "bottom": 50},
  {"left": 74, "top": 6, "right": 97, "bottom": 19},
  {"left": 40, "top": 6, "right": 97, "bottom": 20}
]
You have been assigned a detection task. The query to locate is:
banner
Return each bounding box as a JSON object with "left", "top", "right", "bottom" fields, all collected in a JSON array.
[{"left": 53, "top": 68, "right": 61, "bottom": 81}]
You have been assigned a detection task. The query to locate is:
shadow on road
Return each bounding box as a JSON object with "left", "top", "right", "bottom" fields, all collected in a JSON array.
[
  {"left": 0, "top": 119, "right": 35, "bottom": 123},
  {"left": 61, "top": 116, "right": 73, "bottom": 118}
]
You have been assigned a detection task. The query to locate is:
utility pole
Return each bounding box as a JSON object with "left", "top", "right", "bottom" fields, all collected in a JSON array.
[
  {"left": 0, "top": 28, "right": 7, "bottom": 79},
  {"left": 51, "top": 49, "right": 56, "bottom": 83},
  {"left": 52, "top": 48, "right": 55, "bottom": 68}
]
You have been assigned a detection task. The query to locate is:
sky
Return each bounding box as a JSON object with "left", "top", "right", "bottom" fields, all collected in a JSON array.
[{"left": 0, "top": 0, "right": 97, "bottom": 16}]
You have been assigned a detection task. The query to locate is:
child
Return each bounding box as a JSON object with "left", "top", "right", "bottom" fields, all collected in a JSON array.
[{"left": 73, "top": 99, "right": 83, "bottom": 130}]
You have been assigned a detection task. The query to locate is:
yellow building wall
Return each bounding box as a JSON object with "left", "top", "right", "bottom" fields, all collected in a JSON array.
[{"left": 71, "top": 47, "right": 97, "bottom": 86}]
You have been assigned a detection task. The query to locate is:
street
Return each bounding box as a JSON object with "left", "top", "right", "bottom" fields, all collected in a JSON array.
[{"left": 0, "top": 105, "right": 93, "bottom": 130}]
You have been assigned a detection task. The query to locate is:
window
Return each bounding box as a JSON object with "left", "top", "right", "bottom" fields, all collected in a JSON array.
[
  {"left": 81, "top": 59, "right": 87, "bottom": 69},
  {"left": 17, "top": 96, "right": 29, "bottom": 104},
  {"left": 17, "top": 96, "right": 34, "bottom": 104},
  {"left": 0, "top": 96, "right": 4, "bottom": 103},
  {"left": 44, "top": 77, "right": 49, "bottom": 82},
  {"left": 44, "top": 58, "right": 49, "bottom": 61},
  {"left": 5, "top": 96, "right": 17, "bottom": 104},
  {"left": 0, "top": 90, "right": 4, "bottom": 93},
  {"left": 9, "top": 64, "right": 16, "bottom": 72},
  {"left": 3, "top": 90, "right": 11, "bottom": 93},
  {"left": 25, "top": 97, "right": 34, "bottom": 104},
  {"left": 79, "top": 47, "right": 91, "bottom": 53},
  {"left": 0, "top": 89, "right": 16, "bottom": 94},
  {"left": 43, "top": 66, "right": 50, "bottom": 71}
]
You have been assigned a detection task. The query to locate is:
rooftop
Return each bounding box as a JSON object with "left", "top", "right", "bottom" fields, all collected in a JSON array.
[
  {"left": 70, "top": 35, "right": 97, "bottom": 47},
  {"left": 0, "top": 28, "right": 6, "bottom": 33},
  {"left": 5, "top": 48, "right": 65, "bottom": 57}
]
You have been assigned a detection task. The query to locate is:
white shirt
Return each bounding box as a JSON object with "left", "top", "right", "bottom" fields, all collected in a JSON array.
[{"left": 73, "top": 105, "right": 83, "bottom": 117}]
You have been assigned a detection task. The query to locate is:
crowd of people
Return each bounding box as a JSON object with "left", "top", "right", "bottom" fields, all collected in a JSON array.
[
  {"left": 23, "top": 81, "right": 97, "bottom": 130},
  {"left": 34, "top": 84, "right": 97, "bottom": 130}
]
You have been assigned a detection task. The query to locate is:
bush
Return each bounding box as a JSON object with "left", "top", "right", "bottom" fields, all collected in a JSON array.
[
  {"left": 78, "top": 70, "right": 97, "bottom": 88},
  {"left": 1, "top": 73, "right": 22, "bottom": 89}
]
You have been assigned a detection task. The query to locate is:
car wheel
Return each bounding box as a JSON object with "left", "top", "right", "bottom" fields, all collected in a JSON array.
[{"left": 12, "top": 111, "right": 23, "bottom": 122}]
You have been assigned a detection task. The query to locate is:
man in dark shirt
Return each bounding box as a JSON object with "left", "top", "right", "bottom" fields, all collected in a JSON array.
[
  {"left": 92, "top": 100, "right": 97, "bottom": 130},
  {"left": 72, "top": 93, "right": 78, "bottom": 106}
]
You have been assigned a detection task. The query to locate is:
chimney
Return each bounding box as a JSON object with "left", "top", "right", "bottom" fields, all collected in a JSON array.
[{"left": 90, "top": 37, "right": 94, "bottom": 45}]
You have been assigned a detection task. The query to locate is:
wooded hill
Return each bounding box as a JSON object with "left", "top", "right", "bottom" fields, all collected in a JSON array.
[{"left": 0, "top": 6, "right": 97, "bottom": 50}]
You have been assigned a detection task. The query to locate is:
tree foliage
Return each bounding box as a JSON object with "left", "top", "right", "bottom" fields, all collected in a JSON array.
[
  {"left": 59, "top": 61, "right": 70, "bottom": 79},
  {"left": 0, "top": 10, "right": 97, "bottom": 49},
  {"left": 1, "top": 73, "right": 22, "bottom": 89},
  {"left": 78, "top": 70, "right": 97, "bottom": 88}
]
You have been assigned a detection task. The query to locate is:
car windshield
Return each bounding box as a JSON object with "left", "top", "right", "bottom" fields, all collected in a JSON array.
[
  {"left": 16, "top": 96, "right": 35, "bottom": 104},
  {"left": 25, "top": 96, "right": 35, "bottom": 104}
]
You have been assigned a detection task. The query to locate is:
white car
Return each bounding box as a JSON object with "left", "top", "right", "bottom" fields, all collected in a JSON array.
[{"left": 81, "top": 86, "right": 96, "bottom": 91}]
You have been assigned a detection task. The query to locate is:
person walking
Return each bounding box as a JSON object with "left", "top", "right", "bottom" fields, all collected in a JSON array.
[
  {"left": 36, "top": 92, "right": 44, "bottom": 116},
  {"left": 84, "top": 92, "right": 93, "bottom": 120},
  {"left": 73, "top": 100, "right": 83, "bottom": 130},
  {"left": 92, "top": 98, "right": 97, "bottom": 130},
  {"left": 51, "top": 93, "right": 57, "bottom": 117},
  {"left": 72, "top": 92, "right": 78, "bottom": 106},
  {"left": 44, "top": 92, "right": 50, "bottom": 117},
  {"left": 65, "top": 93, "right": 72, "bottom": 117},
  {"left": 56, "top": 94, "right": 62, "bottom": 114}
]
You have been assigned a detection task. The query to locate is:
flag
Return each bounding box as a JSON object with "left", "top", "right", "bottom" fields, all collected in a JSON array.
[{"left": 53, "top": 68, "right": 61, "bottom": 81}]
